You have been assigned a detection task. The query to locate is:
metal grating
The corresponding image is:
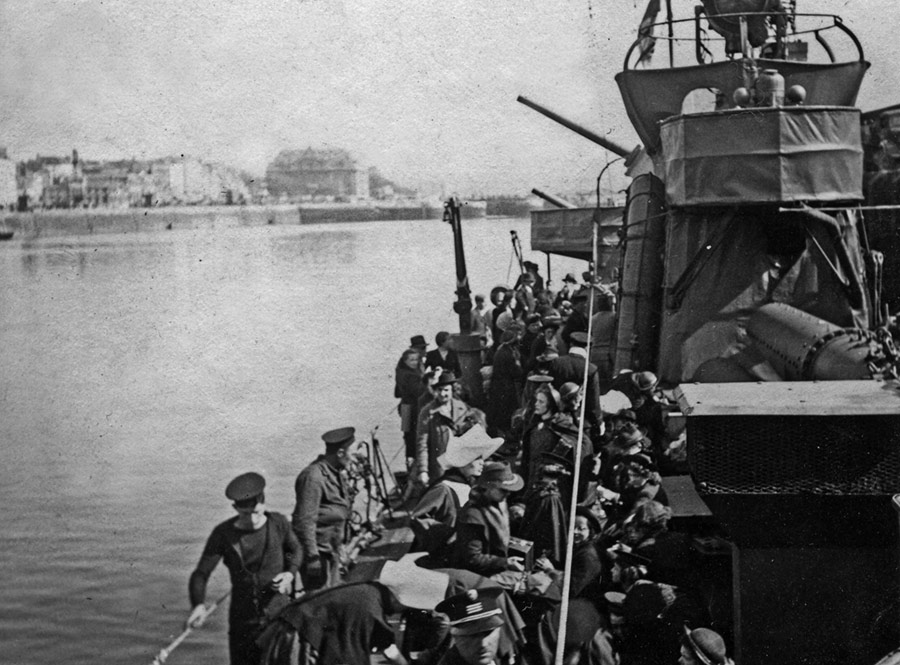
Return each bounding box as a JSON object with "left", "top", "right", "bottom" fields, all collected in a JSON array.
[{"left": 689, "top": 415, "right": 900, "bottom": 495}]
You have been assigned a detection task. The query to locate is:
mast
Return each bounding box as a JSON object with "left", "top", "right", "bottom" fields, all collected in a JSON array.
[{"left": 443, "top": 196, "right": 485, "bottom": 405}]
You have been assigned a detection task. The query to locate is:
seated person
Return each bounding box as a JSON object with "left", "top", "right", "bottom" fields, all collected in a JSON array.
[
  {"left": 411, "top": 428, "right": 503, "bottom": 559},
  {"left": 453, "top": 462, "right": 526, "bottom": 577}
]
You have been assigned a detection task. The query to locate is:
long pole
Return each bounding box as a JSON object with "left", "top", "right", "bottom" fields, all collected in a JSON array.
[
  {"left": 666, "top": 0, "right": 674, "bottom": 65},
  {"left": 554, "top": 217, "right": 599, "bottom": 665},
  {"left": 445, "top": 197, "right": 472, "bottom": 334},
  {"left": 151, "top": 590, "right": 231, "bottom": 665}
]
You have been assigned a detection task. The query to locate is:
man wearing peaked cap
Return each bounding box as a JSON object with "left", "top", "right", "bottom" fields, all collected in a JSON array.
[
  {"left": 291, "top": 427, "right": 358, "bottom": 591},
  {"left": 186, "top": 472, "right": 301, "bottom": 665},
  {"left": 435, "top": 587, "right": 507, "bottom": 665}
]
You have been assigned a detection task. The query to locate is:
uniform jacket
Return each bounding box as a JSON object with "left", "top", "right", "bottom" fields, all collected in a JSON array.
[{"left": 291, "top": 456, "right": 351, "bottom": 562}]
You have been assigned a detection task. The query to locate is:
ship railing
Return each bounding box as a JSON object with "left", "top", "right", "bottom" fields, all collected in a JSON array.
[{"left": 623, "top": 11, "right": 863, "bottom": 71}]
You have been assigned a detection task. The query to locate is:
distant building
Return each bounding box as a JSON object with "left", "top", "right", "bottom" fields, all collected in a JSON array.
[
  {"left": 168, "top": 157, "right": 249, "bottom": 205},
  {"left": 0, "top": 154, "right": 16, "bottom": 208},
  {"left": 81, "top": 160, "right": 131, "bottom": 207},
  {"left": 265, "top": 147, "right": 369, "bottom": 200}
]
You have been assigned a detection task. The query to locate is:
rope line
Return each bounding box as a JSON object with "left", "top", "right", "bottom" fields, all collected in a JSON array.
[{"left": 554, "top": 213, "right": 600, "bottom": 665}]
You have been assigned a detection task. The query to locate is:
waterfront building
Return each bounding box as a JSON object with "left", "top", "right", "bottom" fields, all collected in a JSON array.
[
  {"left": 0, "top": 151, "right": 16, "bottom": 209},
  {"left": 265, "top": 147, "right": 369, "bottom": 200}
]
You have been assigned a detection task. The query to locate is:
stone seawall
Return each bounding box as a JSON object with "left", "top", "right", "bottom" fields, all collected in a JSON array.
[
  {"left": 0, "top": 203, "right": 449, "bottom": 239},
  {"left": 0, "top": 205, "right": 303, "bottom": 239}
]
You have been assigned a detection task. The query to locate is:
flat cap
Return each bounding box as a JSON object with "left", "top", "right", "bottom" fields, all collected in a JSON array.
[
  {"left": 322, "top": 426, "right": 356, "bottom": 449},
  {"left": 569, "top": 331, "right": 589, "bottom": 346},
  {"left": 225, "top": 472, "right": 266, "bottom": 502}
]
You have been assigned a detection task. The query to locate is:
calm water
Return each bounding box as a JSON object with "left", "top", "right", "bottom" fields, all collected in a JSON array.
[{"left": 0, "top": 216, "right": 583, "bottom": 665}]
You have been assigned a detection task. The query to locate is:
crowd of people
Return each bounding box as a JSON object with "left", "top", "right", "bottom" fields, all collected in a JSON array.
[{"left": 183, "top": 263, "right": 731, "bottom": 665}]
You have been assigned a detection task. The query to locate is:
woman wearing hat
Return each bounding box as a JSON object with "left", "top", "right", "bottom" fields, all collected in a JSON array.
[
  {"left": 416, "top": 371, "right": 486, "bottom": 486},
  {"left": 452, "top": 461, "right": 526, "bottom": 578},
  {"left": 410, "top": 428, "right": 504, "bottom": 561}
]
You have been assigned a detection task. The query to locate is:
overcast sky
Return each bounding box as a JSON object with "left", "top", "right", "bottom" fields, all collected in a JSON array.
[{"left": 2, "top": 0, "right": 898, "bottom": 195}]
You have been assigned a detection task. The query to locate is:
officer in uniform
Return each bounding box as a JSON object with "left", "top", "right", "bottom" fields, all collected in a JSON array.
[
  {"left": 434, "top": 587, "right": 509, "bottom": 665},
  {"left": 292, "top": 426, "right": 358, "bottom": 591},
  {"left": 186, "top": 472, "right": 301, "bottom": 665}
]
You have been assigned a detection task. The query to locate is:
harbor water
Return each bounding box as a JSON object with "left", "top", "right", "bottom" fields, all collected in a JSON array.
[{"left": 0, "top": 216, "right": 583, "bottom": 665}]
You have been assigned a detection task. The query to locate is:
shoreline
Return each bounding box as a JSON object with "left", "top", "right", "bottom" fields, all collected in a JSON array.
[{"left": 0, "top": 201, "right": 499, "bottom": 239}]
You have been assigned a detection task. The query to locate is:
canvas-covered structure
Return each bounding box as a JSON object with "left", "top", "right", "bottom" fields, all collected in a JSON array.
[
  {"left": 530, "top": 207, "right": 624, "bottom": 281},
  {"left": 657, "top": 205, "right": 870, "bottom": 383},
  {"left": 661, "top": 107, "right": 863, "bottom": 206}
]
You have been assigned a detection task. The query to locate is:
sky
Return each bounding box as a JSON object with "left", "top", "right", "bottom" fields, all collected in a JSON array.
[{"left": 2, "top": 0, "right": 899, "bottom": 196}]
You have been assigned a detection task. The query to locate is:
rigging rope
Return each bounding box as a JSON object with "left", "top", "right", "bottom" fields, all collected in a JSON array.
[{"left": 554, "top": 214, "right": 600, "bottom": 665}]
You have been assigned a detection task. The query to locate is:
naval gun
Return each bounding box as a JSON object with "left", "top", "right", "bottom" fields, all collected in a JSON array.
[{"left": 526, "top": 3, "right": 900, "bottom": 664}]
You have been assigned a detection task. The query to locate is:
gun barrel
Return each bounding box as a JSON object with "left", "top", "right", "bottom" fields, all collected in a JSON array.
[
  {"left": 517, "top": 95, "right": 632, "bottom": 158},
  {"left": 531, "top": 188, "right": 576, "bottom": 209}
]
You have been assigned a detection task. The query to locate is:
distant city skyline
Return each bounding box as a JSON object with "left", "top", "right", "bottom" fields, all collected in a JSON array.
[{"left": 2, "top": 1, "right": 899, "bottom": 197}]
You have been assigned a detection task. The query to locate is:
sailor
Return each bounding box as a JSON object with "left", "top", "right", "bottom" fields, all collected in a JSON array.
[
  {"left": 186, "top": 472, "right": 301, "bottom": 665},
  {"left": 291, "top": 427, "right": 357, "bottom": 591},
  {"left": 434, "top": 587, "right": 509, "bottom": 665}
]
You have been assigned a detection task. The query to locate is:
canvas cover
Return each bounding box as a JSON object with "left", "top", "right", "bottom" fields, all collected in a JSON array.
[
  {"left": 530, "top": 207, "right": 624, "bottom": 280},
  {"left": 661, "top": 107, "right": 863, "bottom": 206},
  {"left": 615, "top": 59, "right": 868, "bottom": 154},
  {"left": 657, "top": 206, "right": 869, "bottom": 383}
]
